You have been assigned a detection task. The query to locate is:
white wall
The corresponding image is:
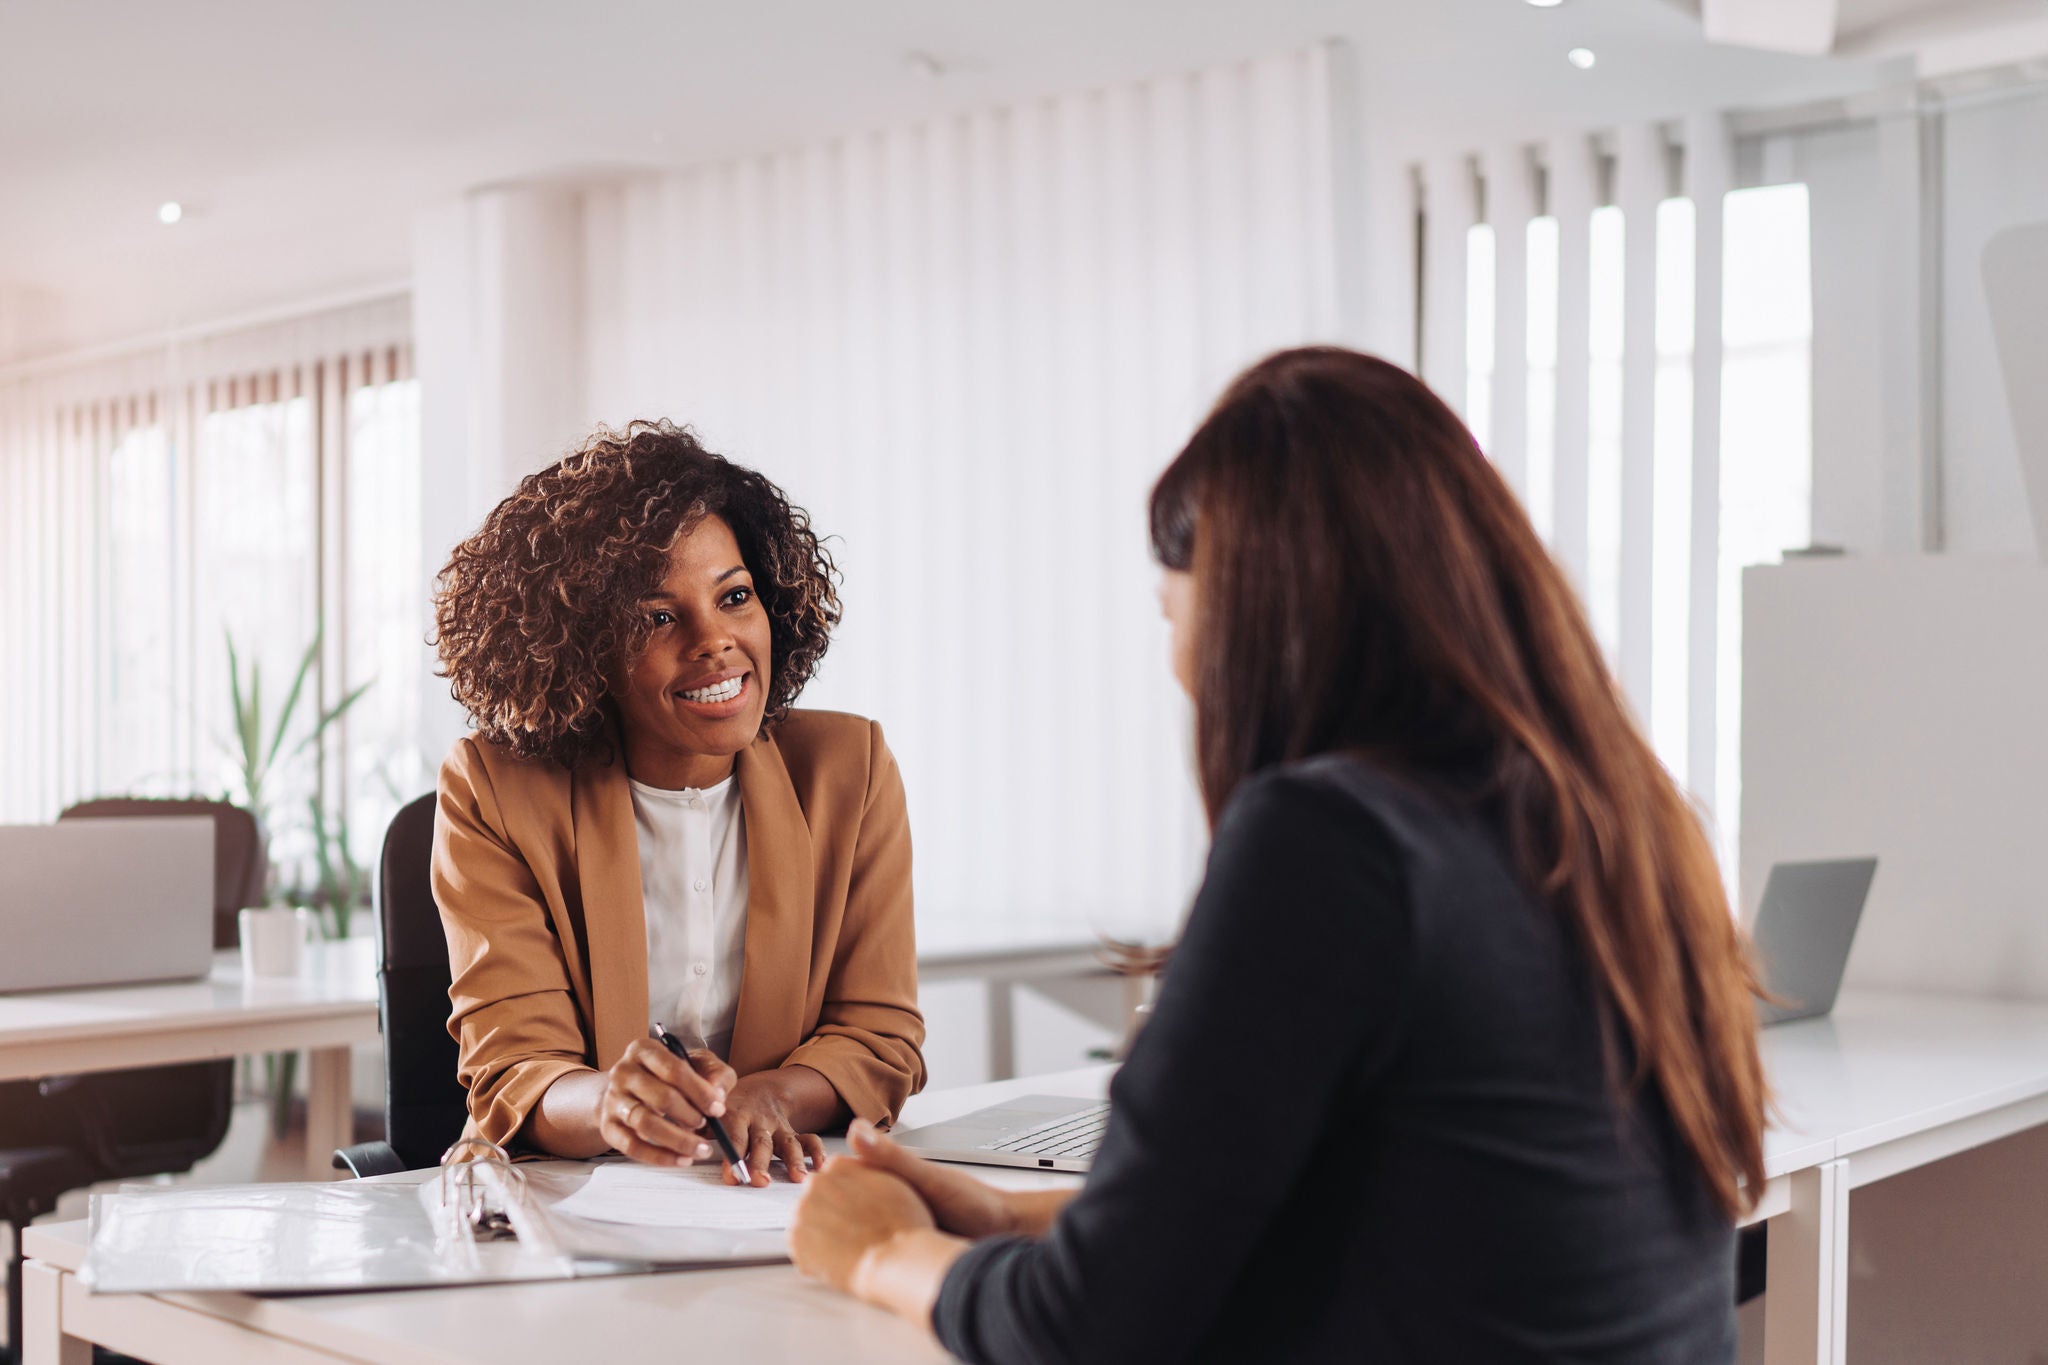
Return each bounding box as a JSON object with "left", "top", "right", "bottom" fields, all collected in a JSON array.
[
  {"left": 1794, "top": 123, "right": 1888, "bottom": 555},
  {"left": 414, "top": 187, "right": 594, "bottom": 764},
  {"left": 1778, "top": 84, "right": 2048, "bottom": 558},
  {"left": 1740, "top": 556, "right": 2048, "bottom": 996},
  {"left": 1940, "top": 86, "right": 2048, "bottom": 556},
  {"left": 414, "top": 44, "right": 1364, "bottom": 948}
]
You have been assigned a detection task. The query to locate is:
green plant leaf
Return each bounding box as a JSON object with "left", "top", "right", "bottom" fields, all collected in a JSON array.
[
  {"left": 245, "top": 662, "right": 264, "bottom": 789},
  {"left": 289, "top": 678, "right": 374, "bottom": 760},
  {"left": 265, "top": 629, "right": 322, "bottom": 774},
  {"left": 225, "top": 632, "right": 258, "bottom": 803}
]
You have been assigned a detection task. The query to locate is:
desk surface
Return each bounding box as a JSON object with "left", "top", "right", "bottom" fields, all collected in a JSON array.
[
  {"left": 1760, "top": 987, "right": 2048, "bottom": 1183},
  {"left": 28, "top": 992, "right": 2048, "bottom": 1365},
  {"left": 0, "top": 940, "right": 380, "bottom": 1082},
  {"left": 26, "top": 1067, "right": 1105, "bottom": 1365}
]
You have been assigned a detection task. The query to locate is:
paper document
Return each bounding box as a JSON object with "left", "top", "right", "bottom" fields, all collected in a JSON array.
[{"left": 546, "top": 1163, "right": 805, "bottom": 1231}]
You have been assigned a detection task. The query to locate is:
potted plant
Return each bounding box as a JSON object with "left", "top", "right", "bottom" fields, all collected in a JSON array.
[{"left": 222, "top": 626, "right": 371, "bottom": 1136}]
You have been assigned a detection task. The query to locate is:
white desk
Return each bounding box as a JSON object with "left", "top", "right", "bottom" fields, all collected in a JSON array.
[
  {"left": 917, "top": 930, "right": 1136, "bottom": 1081},
  {"left": 1747, "top": 989, "right": 2048, "bottom": 1365},
  {"left": 0, "top": 940, "right": 380, "bottom": 1182},
  {"left": 23, "top": 989, "right": 2048, "bottom": 1365},
  {"left": 20, "top": 1068, "right": 1102, "bottom": 1365}
]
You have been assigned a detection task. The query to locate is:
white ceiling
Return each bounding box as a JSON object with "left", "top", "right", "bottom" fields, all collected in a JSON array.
[{"left": 0, "top": 0, "right": 1899, "bottom": 366}]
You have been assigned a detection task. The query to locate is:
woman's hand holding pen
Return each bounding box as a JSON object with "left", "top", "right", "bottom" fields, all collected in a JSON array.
[{"left": 598, "top": 1037, "right": 737, "bottom": 1167}]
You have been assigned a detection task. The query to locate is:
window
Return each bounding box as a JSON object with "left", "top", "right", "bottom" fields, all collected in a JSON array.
[
  {"left": 1432, "top": 148, "right": 1814, "bottom": 867},
  {"left": 1716, "top": 183, "right": 1815, "bottom": 867},
  {"left": 345, "top": 372, "right": 427, "bottom": 855},
  {"left": 0, "top": 303, "right": 422, "bottom": 913},
  {"left": 1466, "top": 222, "right": 1497, "bottom": 451}
]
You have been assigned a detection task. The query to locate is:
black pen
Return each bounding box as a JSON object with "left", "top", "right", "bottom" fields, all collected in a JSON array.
[{"left": 650, "top": 1022, "right": 752, "bottom": 1185}]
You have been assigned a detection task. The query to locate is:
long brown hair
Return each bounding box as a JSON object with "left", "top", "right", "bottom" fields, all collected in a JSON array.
[{"left": 1150, "top": 346, "right": 1765, "bottom": 1219}]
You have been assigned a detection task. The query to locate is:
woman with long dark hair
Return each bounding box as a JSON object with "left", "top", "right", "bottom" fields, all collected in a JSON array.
[{"left": 790, "top": 347, "right": 1764, "bottom": 1361}]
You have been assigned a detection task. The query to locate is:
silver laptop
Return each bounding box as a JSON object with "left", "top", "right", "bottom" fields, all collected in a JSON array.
[
  {"left": 1752, "top": 857, "right": 1878, "bottom": 1027},
  {"left": 0, "top": 819, "right": 215, "bottom": 993},
  {"left": 893, "top": 1094, "right": 1111, "bottom": 1173}
]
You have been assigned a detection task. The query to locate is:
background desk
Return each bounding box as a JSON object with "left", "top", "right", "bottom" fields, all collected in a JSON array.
[
  {"left": 0, "top": 941, "right": 379, "bottom": 1182},
  {"left": 25, "top": 990, "right": 2048, "bottom": 1365},
  {"left": 1748, "top": 989, "right": 2048, "bottom": 1365}
]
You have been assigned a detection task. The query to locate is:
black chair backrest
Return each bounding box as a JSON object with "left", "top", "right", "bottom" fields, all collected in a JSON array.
[
  {"left": 376, "top": 792, "right": 471, "bottom": 1170},
  {"left": 60, "top": 798, "right": 268, "bottom": 948}
]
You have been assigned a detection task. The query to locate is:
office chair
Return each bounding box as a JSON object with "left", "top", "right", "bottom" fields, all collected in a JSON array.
[
  {"left": 1, "top": 800, "right": 262, "bottom": 1361},
  {"left": 334, "top": 793, "right": 471, "bottom": 1176}
]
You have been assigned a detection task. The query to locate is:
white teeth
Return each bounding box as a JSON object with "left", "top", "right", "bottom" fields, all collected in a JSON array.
[{"left": 680, "top": 676, "right": 743, "bottom": 704}]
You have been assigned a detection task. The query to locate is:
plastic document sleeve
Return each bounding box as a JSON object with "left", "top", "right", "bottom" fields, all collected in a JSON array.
[{"left": 80, "top": 1142, "right": 792, "bottom": 1295}]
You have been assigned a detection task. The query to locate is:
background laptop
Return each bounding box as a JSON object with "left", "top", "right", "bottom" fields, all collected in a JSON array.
[
  {"left": 1752, "top": 857, "right": 1879, "bottom": 1026},
  {"left": 0, "top": 818, "right": 215, "bottom": 993},
  {"left": 893, "top": 1094, "right": 1110, "bottom": 1173}
]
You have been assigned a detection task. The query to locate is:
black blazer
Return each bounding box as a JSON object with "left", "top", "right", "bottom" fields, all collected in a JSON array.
[{"left": 933, "top": 754, "right": 1737, "bottom": 1364}]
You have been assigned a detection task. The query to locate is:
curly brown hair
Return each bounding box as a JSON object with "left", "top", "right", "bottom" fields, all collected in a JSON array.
[{"left": 433, "top": 420, "right": 840, "bottom": 767}]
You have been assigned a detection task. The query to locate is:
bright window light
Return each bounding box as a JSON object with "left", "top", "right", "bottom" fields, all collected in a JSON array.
[{"left": 1466, "top": 222, "right": 1497, "bottom": 453}]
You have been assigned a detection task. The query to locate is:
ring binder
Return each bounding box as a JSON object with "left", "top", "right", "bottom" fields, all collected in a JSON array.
[
  {"left": 80, "top": 1154, "right": 794, "bottom": 1295},
  {"left": 440, "top": 1137, "right": 524, "bottom": 1243}
]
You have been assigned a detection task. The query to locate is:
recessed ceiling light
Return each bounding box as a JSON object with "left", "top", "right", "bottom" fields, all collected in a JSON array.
[
  {"left": 157, "top": 201, "right": 183, "bottom": 225},
  {"left": 1567, "top": 47, "right": 1597, "bottom": 69},
  {"left": 1527, "top": 0, "right": 1564, "bottom": 7}
]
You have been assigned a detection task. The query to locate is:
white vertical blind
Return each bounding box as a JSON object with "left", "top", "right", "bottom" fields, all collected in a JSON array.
[
  {"left": 578, "top": 46, "right": 1353, "bottom": 945},
  {"left": 1420, "top": 154, "right": 1477, "bottom": 409},
  {"left": 1549, "top": 135, "right": 1599, "bottom": 596},
  {"left": 1487, "top": 144, "right": 1536, "bottom": 501},
  {"left": 1411, "top": 113, "right": 1816, "bottom": 855}
]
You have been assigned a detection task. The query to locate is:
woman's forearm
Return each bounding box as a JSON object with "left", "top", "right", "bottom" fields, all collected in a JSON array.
[
  {"left": 767, "top": 1062, "right": 851, "bottom": 1132},
  {"left": 526, "top": 1069, "right": 610, "bottom": 1158}
]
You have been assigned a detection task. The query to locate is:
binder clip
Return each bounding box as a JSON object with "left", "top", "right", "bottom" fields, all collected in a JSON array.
[{"left": 439, "top": 1137, "right": 525, "bottom": 1243}]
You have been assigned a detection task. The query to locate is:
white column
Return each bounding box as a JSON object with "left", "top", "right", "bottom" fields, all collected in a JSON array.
[
  {"left": 1549, "top": 135, "right": 1597, "bottom": 595},
  {"left": 1614, "top": 123, "right": 1665, "bottom": 722},
  {"left": 1877, "top": 102, "right": 1942, "bottom": 552},
  {"left": 1317, "top": 39, "right": 1373, "bottom": 351},
  {"left": 412, "top": 185, "right": 593, "bottom": 760},
  {"left": 1363, "top": 153, "right": 1421, "bottom": 370},
  {"left": 1686, "top": 113, "right": 1732, "bottom": 819}
]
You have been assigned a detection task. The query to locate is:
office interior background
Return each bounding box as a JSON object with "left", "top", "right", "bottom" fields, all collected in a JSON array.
[{"left": 5, "top": 0, "right": 2048, "bottom": 1357}]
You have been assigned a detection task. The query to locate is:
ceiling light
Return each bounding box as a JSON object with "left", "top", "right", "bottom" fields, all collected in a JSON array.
[
  {"left": 1567, "top": 47, "right": 1597, "bottom": 69},
  {"left": 157, "top": 201, "right": 183, "bottom": 225},
  {"left": 1527, "top": 0, "right": 1564, "bottom": 7}
]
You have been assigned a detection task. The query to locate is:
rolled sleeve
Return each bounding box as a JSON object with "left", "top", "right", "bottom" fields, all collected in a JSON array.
[{"left": 782, "top": 720, "right": 926, "bottom": 1124}]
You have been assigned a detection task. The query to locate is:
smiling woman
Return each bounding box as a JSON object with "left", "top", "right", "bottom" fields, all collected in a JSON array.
[{"left": 429, "top": 420, "right": 925, "bottom": 1185}]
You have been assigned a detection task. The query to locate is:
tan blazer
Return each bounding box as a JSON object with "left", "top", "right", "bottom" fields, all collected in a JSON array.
[{"left": 432, "top": 709, "right": 926, "bottom": 1148}]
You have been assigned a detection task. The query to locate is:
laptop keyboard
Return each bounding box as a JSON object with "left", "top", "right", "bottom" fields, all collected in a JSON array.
[{"left": 982, "top": 1103, "right": 1111, "bottom": 1159}]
